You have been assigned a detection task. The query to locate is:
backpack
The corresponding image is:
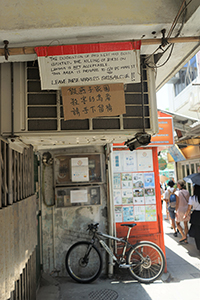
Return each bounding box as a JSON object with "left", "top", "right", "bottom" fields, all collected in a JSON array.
[{"left": 169, "top": 190, "right": 176, "bottom": 208}]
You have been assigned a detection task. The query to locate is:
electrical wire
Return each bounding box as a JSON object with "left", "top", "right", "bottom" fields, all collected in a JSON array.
[
  {"left": 167, "top": 0, "right": 187, "bottom": 39},
  {"left": 145, "top": 0, "right": 192, "bottom": 70}
]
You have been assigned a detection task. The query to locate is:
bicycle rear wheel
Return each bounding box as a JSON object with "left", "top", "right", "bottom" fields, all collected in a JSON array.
[
  {"left": 127, "top": 241, "right": 165, "bottom": 283},
  {"left": 65, "top": 241, "right": 102, "bottom": 283}
]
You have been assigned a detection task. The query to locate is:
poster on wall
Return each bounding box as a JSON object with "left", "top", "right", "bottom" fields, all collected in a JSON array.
[
  {"left": 113, "top": 149, "right": 157, "bottom": 223},
  {"left": 123, "top": 206, "right": 134, "bottom": 222},
  {"left": 144, "top": 173, "right": 155, "bottom": 188},
  {"left": 134, "top": 206, "right": 145, "bottom": 222},
  {"left": 121, "top": 173, "right": 132, "bottom": 189},
  {"left": 113, "top": 173, "right": 121, "bottom": 189},
  {"left": 124, "top": 152, "right": 137, "bottom": 172},
  {"left": 114, "top": 190, "right": 122, "bottom": 205},
  {"left": 145, "top": 205, "right": 157, "bottom": 221},
  {"left": 113, "top": 152, "right": 123, "bottom": 172},
  {"left": 137, "top": 150, "right": 153, "bottom": 171},
  {"left": 122, "top": 189, "right": 133, "bottom": 204},
  {"left": 115, "top": 206, "right": 123, "bottom": 223},
  {"left": 145, "top": 196, "right": 156, "bottom": 205},
  {"left": 132, "top": 173, "right": 144, "bottom": 188},
  {"left": 133, "top": 189, "right": 144, "bottom": 205}
]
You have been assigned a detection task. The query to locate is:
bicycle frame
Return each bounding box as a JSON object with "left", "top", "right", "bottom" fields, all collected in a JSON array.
[{"left": 92, "top": 227, "right": 134, "bottom": 265}]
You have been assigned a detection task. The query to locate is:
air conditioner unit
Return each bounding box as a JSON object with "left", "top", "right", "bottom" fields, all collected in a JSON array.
[{"left": 189, "top": 88, "right": 200, "bottom": 111}]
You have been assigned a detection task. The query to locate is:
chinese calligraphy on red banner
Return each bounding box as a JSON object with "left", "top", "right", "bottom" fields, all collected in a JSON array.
[{"left": 61, "top": 83, "right": 126, "bottom": 120}]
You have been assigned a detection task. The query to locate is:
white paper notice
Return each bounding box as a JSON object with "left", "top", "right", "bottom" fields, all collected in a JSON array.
[
  {"left": 137, "top": 150, "right": 153, "bottom": 171},
  {"left": 134, "top": 206, "right": 145, "bottom": 222},
  {"left": 113, "top": 152, "right": 123, "bottom": 172},
  {"left": 115, "top": 206, "right": 123, "bottom": 223},
  {"left": 71, "top": 157, "right": 89, "bottom": 182},
  {"left": 37, "top": 50, "right": 140, "bottom": 90},
  {"left": 114, "top": 190, "right": 122, "bottom": 205},
  {"left": 132, "top": 173, "right": 144, "bottom": 188},
  {"left": 70, "top": 190, "right": 88, "bottom": 203},
  {"left": 124, "top": 152, "right": 137, "bottom": 172}
]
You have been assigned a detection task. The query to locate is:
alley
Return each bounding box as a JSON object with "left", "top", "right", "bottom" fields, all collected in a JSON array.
[{"left": 36, "top": 210, "right": 200, "bottom": 300}]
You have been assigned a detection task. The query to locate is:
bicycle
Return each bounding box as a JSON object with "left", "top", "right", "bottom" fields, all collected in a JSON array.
[{"left": 65, "top": 223, "right": 165, "bottom": 284}]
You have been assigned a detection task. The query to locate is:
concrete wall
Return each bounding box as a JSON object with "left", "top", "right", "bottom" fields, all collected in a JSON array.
[
  {"left": 0, "top": 1, "right": 184, "bottom": 31},
  {"left": 40, "top": 145, "right": 108, "bottom": 276}
]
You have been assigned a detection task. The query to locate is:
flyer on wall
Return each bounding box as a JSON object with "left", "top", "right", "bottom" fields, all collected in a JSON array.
[
  {"left": 113, "top": 173, "right": 121, "bottom": 189},
  {"left": 134, "top": 206, "right": 145, "bottom": 222},
  {"left": 123, "top": 206, "right": 134, "bottom": 222},
  {"left": 133, "top": 188, "right": 145, "bottom": 205},
  {"left": 137, "top": 150, "right": 153, "bottom": 171},
  {"left": 144, "top": 173, "right": 155, "bottom": 188},
  {"left": 115, "top": 206, "right": 123, "bottom": 223},
  {"left": 114, "top": 190, "right": 122, "bottom": 205},
  {"left": 123, "top": 151, "right": 137, "bottom": 172},
  {"left": 145, "top": 205, "right": 157, "bottom": 221},
  {"left": 122, "top": 189, "right": 133, "bottom": 204},
  {"left": 132, "top": 173, "right": 144, "bottom": 188},
  {"left": 121, "top": 173, "right": 133, "bottom": 189}
]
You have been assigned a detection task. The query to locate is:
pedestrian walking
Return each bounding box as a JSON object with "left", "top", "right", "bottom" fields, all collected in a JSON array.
[
  {"left": 175, "top": 180, "right": 190, "bottom": 244},
  {"left": 163, "top": 180, "right": 177, "bottom": 236},
  {"left": 184, "top": 184, "right": 200, "bottom": 251}
]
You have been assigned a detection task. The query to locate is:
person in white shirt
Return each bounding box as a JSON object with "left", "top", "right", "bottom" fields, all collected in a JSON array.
[
  {"left": 163, "top": 180, "right": 177, "bottom": 236},
  {"left": 183, "top": 184, "right": 200, "bottom": 251}
]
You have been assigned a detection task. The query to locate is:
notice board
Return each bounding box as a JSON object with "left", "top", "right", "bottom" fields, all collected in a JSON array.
[
  {"left": 61, "top": 83, "right": 126, "bottom": 120},
  {"left": 35, "top": 41, "right": 141, "bottom": 89}
]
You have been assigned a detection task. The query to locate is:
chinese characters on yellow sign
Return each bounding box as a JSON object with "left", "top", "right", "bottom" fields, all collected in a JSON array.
[{"left": 61, "top": 83, "right": 126, "bottom": 120}]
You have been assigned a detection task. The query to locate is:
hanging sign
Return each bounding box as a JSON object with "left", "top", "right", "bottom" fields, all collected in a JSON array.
[
  {"left": 150, "top": 117, "right": 174, "bottom": 146},
  {"left": 61, "top": 83, "right": 126, "bottom": 120},
  {"left": 168, "top": 144, "right": 186, "bottom": 162},
  {"left": 35, "top": 41, "right": 141, "bottom": 90}
]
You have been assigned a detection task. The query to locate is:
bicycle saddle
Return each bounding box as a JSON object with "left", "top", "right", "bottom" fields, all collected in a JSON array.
[{"left": 121, "top": 223, "right": 137, "bottom": 228}]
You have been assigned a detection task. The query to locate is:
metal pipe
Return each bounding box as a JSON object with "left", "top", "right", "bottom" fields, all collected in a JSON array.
[
  {"left": 0, "top": 36, "right": 200, "bottom": 57},
  {"left": 107, "top": 144, "right": 114, "bottom": 278}
]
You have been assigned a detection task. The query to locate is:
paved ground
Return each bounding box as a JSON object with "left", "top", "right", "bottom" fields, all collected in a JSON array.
[{"left": 37, "top": 207, "right": 200, "bottom": 300}]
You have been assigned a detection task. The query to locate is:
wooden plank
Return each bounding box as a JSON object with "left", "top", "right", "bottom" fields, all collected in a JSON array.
[{"left": 0, "top": 37, "right": 200, "bottom": 57}]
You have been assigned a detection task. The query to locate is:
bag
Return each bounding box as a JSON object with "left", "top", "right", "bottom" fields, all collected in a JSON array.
[{"left": 169, "top": 190, "right": 176, "bottom": 208}]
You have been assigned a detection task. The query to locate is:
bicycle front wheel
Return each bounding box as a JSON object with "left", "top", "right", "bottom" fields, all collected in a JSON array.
[
  {"left": 127, "top": 241, "right": 165, "bottom": 283},
  {"left": 65, "top": 241, "right": 102, "bottom": 283}
]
